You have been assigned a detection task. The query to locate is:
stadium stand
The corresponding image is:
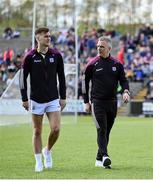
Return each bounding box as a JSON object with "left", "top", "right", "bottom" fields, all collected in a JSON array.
[{"left": 1, "top": 25, "right": 153, "bottom": 116}]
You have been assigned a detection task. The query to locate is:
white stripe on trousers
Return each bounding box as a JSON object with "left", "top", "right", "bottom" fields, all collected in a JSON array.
[{"left": 91, "top": 103, "right": 100, "bottom": 129}]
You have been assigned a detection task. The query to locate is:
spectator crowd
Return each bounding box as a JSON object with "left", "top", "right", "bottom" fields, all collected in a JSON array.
[{"left": 0, "top": 25, "right": 153, "bottom": 99}]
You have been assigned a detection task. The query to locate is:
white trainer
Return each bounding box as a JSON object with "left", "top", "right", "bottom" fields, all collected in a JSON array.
[
  {"left": 95, "top": 160, "right": 103, "bottom": 167},
  {"left": 35, "top": 163, "right": 43, "bottom": 172},
  {"left": 102, "top": 156, "right": 111, "bottom": 168},
  {"left": 42, "top": 147, "right": 53, "bottom": 169}
]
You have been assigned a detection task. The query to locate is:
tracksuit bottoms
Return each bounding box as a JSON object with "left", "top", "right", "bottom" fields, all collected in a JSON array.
[{"left": 92, "top": 99, "right": 117, "bottom": 160}]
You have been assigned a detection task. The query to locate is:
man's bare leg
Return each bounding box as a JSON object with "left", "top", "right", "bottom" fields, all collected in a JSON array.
[{"left": 32, "top": 114, "right": 43, "bottom": 172}]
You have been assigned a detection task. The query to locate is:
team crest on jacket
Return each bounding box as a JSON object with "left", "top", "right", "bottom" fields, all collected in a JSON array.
[
  {"left": 112, "top": 67, "right": 116, "bottom": 71},
  {"left": 49, "top": 58, "right": 54, "bottom": 63}
]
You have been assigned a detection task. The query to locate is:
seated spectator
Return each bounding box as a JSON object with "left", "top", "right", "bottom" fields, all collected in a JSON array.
[
  {"left": 148, "top": 36, "right": 153, "bottom": 55},
  {"left": 133, "top": 65, "right": 144, "bottom": 82},
  {"left": 0, "top": 63, "right": 7, "bottom": 81},
  {"left": 14, "top": 54, "right": 22, "bottom": 70},
  {"left": 13, "top": 30, "right": 20, "bottom": 38},
  {"left": 57, "top": 31, "right": 67, "bottom": 44},
  {"left": 7, "top": 61, "right": 16, "bottom": 73},
  {"left": 0, "top": 52, "right": 4, "bottom": 65},
  {"left": 3, "top": 27, "right": 13, "bottom": 39},
  {"left": 149, "top": 59, "right": 153, "bottom": 73},
  {"left": 125, "top": 67, "right": 134, "bottom": 81},
  {"left": 2, "top": 27, "right": 20, "bottom": 39},
  {"left": 126, "top": 49, "right": 134, "bottom": 65},
  {"left": 6, "top": 70, "right": 14, "bottom": 86},
  {"left": 87, "top": 34, "right": 96, "bottom": 55},
  {"left": 117, "top": 47, "right": 124, "bottom": 65},
  {"left": 146, "top": 75, "right": 153, "bottom": 100},
  {"left": 3, "top": 48, "right": 14, "bottom": 66}
]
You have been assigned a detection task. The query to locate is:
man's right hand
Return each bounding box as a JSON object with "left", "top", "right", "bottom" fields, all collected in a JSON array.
[
  {"left": 60, "top": 99, "right": 66, "bottom": 111},
  {"left": 22, "top": 101, "right": 29, "bottom": 111},
  {"left": 85, "top": 103, "right": 91, "bottom": 113}
]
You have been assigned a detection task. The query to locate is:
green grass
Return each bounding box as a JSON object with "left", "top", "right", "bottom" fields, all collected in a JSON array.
[{"left": 0, "top": 115, "right": 153, "bottom": 179}]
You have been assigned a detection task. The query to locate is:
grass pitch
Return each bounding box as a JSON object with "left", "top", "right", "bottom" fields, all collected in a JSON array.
[{"left": 0, "top": 115, "right": 153, "bottom": 179}]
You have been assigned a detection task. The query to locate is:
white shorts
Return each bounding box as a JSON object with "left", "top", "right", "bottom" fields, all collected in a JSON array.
[{"left": 30, "top": 99, "right": 61, "bottom": 115}]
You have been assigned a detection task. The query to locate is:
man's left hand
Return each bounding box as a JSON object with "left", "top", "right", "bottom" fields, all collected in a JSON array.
[{"left": 122, "top": 92, "right": 130, "bottom": 103}]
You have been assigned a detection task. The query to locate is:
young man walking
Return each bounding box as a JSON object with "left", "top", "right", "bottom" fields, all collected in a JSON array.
[{"left": 19, "top": 27, "right": 66, "bottom": 172}]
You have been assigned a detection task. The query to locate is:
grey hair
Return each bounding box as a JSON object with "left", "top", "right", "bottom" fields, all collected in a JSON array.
[{"left": 98, "top": 36, "right": 112, "bottom": 49}]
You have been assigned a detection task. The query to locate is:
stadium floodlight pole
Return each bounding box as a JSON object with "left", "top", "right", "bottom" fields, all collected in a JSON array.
[
  {"left": 32, "top": 0, "right": 36, "bottom": 49},
  {"left": 74, "top": 0, "right": 79, "bottom": 123}
]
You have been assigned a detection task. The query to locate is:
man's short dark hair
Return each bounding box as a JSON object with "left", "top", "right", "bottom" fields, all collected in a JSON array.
[{"left": 35, "top": 27, "right": 50, "bottom": 35}]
